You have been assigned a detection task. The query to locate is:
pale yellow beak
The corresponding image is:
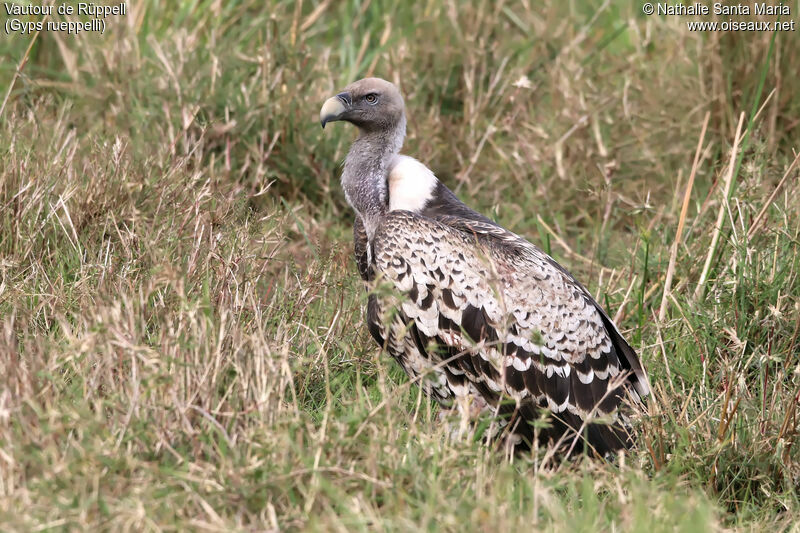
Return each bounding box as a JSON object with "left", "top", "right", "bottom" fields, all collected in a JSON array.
[{"left": 319, "top": 95, "right": 347, "bottom": 129}]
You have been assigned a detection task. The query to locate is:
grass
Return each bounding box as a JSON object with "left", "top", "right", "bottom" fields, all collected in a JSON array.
[{"left": 1, "top": 0, "right": 799, "bottom": 530}]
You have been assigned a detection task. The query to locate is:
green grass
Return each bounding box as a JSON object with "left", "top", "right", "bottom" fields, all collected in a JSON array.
[{"left": 1, "top": 1, "right": 799, "bottom": 530}]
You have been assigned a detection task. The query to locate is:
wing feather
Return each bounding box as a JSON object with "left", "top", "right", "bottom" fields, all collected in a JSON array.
[
  {"left": 427, "top": 213, "right": 649, "bottom": 397},
  {"left": 371, "top": 210, "right": 644, "bottom": 454}
]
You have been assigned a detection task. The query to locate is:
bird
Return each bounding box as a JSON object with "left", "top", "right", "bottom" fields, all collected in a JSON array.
[{"left": 319, "top": 77, "right": 650, "bottom": 457}]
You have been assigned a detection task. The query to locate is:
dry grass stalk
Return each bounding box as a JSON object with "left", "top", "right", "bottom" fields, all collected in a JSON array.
[
  {"left": 747, "top": 149, "right": 800, "bottom": 240},
  {"left": 694, "top": 112, "right": 746, "bottom": 301},
  {"left": 659, "top": 111, "right": 710, "bottom": 321}
]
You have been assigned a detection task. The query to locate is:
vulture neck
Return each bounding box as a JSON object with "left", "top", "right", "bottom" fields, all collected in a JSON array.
[{"left": 342, "top": 117, "right": 406, "bottom": 241}]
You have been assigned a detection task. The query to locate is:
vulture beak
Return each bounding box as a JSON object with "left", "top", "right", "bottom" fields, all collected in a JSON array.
[{"left": 320, "top": 92, "right": 351, "bottom": 128}]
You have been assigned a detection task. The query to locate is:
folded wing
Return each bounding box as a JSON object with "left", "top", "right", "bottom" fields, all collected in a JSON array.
[{"left": 369, "top": 210, "right": 647, "bottom": 454}]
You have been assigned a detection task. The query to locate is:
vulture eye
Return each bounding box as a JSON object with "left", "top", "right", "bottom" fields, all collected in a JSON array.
[{"left": 364, "top": 93, "right": 379, "bottom": 105}]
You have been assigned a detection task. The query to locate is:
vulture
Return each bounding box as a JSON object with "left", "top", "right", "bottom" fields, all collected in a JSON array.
[{"left": 319, "top": 77, "right": 650, "bottom": 457}]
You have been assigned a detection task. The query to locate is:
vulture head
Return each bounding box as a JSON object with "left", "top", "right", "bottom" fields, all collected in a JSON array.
[{"left": 320, "top": 77, "right": 405, "bottom": 132}]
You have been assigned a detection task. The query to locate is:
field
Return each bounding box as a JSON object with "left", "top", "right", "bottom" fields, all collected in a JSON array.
[{"left": 1, "top": 1, "right": 799, "bottom": 530}]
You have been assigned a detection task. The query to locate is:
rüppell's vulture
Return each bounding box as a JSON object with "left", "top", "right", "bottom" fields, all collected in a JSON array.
[{"left": 319, "top": 77, "right": 650, "bottom": 457}]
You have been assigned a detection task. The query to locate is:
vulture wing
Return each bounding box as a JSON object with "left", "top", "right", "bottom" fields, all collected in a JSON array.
[{"left": 367, "top": 209, "right": 648, "bottom": 455}]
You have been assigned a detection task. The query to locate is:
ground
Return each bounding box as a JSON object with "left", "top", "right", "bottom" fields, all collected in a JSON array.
[{"left": 1, "top": 1, "right": 799, "bottom": 531}]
